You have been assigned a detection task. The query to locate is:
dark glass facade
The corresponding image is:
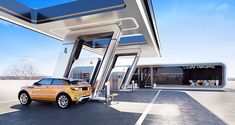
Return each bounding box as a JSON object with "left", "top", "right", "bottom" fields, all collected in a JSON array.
[
  {"left": 132, "top": 64, "right": 225, "bottom": 88},
  {"left": 153, "top": 67, "right": 184, "bottom": 86},
  {"left": 69, "top": 63, "right": 225, "bottom": 89}
]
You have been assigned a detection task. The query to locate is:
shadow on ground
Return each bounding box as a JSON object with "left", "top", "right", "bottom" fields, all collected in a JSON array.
[
  {"left": 0, "top": 90, "right": 227, "bottom": 125},
  {"left": 0, "top": 91, "right": 158, "bottom": 125}
]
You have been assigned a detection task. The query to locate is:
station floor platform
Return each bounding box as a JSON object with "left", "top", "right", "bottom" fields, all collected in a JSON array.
[{"left": 0, "top": 81, "right": 235, "bottom": 125}]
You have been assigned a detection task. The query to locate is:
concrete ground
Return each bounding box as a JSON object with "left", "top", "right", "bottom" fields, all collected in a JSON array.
[{"left": 0, "top": 80, "right": 235, "bottom": 125}]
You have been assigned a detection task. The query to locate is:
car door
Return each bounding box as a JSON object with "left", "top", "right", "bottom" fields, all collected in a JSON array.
[
  {"left": 30, "top": 78, "right": 53, "bottom": 100},
  {"left": 46, "top": 79, "right": 70, "bottom": 101}
]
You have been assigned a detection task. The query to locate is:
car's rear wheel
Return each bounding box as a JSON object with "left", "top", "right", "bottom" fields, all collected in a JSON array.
[
  {"left": 19, "top": 92, "right": 31, "bottom": 105},
  {"left": 57, "top": 94, "right": 71, "bottom": 109}
]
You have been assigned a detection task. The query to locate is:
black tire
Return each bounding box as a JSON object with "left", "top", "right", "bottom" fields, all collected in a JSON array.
[
  {"left": 57, "top": 94, "right": 71, "bottom": 109},
  {"left": 19, "top": 92, "right": 31, "bottom": 105},
  {"left": 80, "top": 98, "right": 89, "bottom": 104}
]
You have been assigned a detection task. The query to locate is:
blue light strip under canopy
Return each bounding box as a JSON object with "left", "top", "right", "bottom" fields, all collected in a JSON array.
[
  {"left": 16, "top": 0, "right": 77, "bottom": 9},
  {"left": 0, "top": 0, "right": 126, "bottom": 24},
  {"left": 85, "top": 34, "right": 146, "bottom": 48}
]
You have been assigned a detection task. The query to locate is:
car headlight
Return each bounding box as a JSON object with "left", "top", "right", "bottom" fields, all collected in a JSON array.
[{"left": 70, "top": 87, "right": 79, "bottom": 91}]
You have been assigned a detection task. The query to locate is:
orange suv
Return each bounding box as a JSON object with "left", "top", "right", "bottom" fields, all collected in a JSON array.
[{"left": 18, "top": 78, "right": 92, "bottom": 109}]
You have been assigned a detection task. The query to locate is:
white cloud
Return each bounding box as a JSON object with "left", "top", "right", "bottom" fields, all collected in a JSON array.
[
  {"left": 216, "top": 3, "right": 229, "bottom": 12},
  {"left": 0, "top": 57, "right": 57, "bottom": 76},
  {"left": 206, "top": 3, "right": 217, "bottom": 11},
  {"left": 18, "top": 57, "right": 35, "bottom": 63},
  {"left": 206, "top": 3, "right": 230, "bottom": 12},
  {"left": 1, "top": 57, "right": 35, "bottom": 63}
]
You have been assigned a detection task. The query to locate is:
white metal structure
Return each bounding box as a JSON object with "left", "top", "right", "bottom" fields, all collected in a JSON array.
[{"left": 0, "top": 0, "right": 161, "bottom": 97}]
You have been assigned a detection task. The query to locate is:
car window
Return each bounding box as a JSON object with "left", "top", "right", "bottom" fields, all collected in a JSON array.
[
  {"left": 38, "top": 78, "right": 52, "bottom": 85},
  {"left": 70, "top": 80, "right": 87, "bottom": 85},
  {"left": 52, "top": 79, "right": 69, "bottom": 85}
]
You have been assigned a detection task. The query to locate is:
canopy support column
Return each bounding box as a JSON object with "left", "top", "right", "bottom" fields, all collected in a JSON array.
[{"left": 93, "top": 25, "right": 122, "bottom": 98}]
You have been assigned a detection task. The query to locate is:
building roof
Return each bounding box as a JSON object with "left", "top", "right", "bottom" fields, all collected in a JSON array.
[{"left": 0, "top": 0, "right": 161, "bottom": 57}]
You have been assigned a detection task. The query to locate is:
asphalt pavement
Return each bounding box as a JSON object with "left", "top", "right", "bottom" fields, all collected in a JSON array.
[{"left": 0, "top": 80, "right": 235, "bottom": 125}]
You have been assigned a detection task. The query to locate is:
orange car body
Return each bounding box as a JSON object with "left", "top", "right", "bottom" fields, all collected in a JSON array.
[{"left": 19, "top": 78, "right": 92, "bottom": 102}]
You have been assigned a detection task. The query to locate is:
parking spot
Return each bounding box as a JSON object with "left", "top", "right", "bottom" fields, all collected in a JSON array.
[
  {"left": 0, "top": 90, "right": 158, "bottom": 125},
  {"left": 1, "top": 90, "right": 229, "bottom": 125},
  {"left": 135, "top": 90, "right": 161, "bottom": 125},
  {"left": 142, "top": 90, "right": 227, "bottom": 125},
  {"left": 0, "top": 100, "right": 20, "bottom": 116},
  {"left": 0, "top": 100, "right": 18, "bottom": 104}
]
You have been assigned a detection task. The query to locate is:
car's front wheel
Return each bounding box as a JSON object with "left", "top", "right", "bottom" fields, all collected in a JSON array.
[
  {"left": 19, "top": 92, "right": 31, "bottom": 105},
  {"left": 57, "top": 94, "right": 71, "bottom": 109}
]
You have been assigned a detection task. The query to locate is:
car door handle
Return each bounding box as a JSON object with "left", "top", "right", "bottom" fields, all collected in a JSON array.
[{"left": 28, "top": 86, "right": 34, "bottom": 88}]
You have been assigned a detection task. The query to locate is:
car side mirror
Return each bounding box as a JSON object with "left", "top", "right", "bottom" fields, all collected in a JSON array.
[{"left": 34, "top": 82, "right": 41, "bottom": 86}]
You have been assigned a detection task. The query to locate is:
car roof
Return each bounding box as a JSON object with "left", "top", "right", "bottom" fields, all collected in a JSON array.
[{"left": 42, "top": 77, "right": 70, "bottom": 81}]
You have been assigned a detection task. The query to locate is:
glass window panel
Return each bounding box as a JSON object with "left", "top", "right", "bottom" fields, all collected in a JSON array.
[
  {"left": 38, "top": 78, "right": 52, "bottom": 85},
  {"left": 107, "top": 56, "right": 136, "bottom": 90},
  {"left": 52, "top": 79, "right": 69, "bottom": 85},
  {"left": 84, "top": 34, "right": 146, "bottom": 48},
  {"left": 131, "top": 64, "right": 224, "bottom": 88}
]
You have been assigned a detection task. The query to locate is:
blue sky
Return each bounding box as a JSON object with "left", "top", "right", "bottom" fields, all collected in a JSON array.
[
  {"left": 0, "top": 20, "right": 97, "bottom": 76},
  {"left": 0, "top": 0, "right": 235, "bottom": 77},
  {"left": 153, "top": 0, "right": 235, "bottom": 77}
]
